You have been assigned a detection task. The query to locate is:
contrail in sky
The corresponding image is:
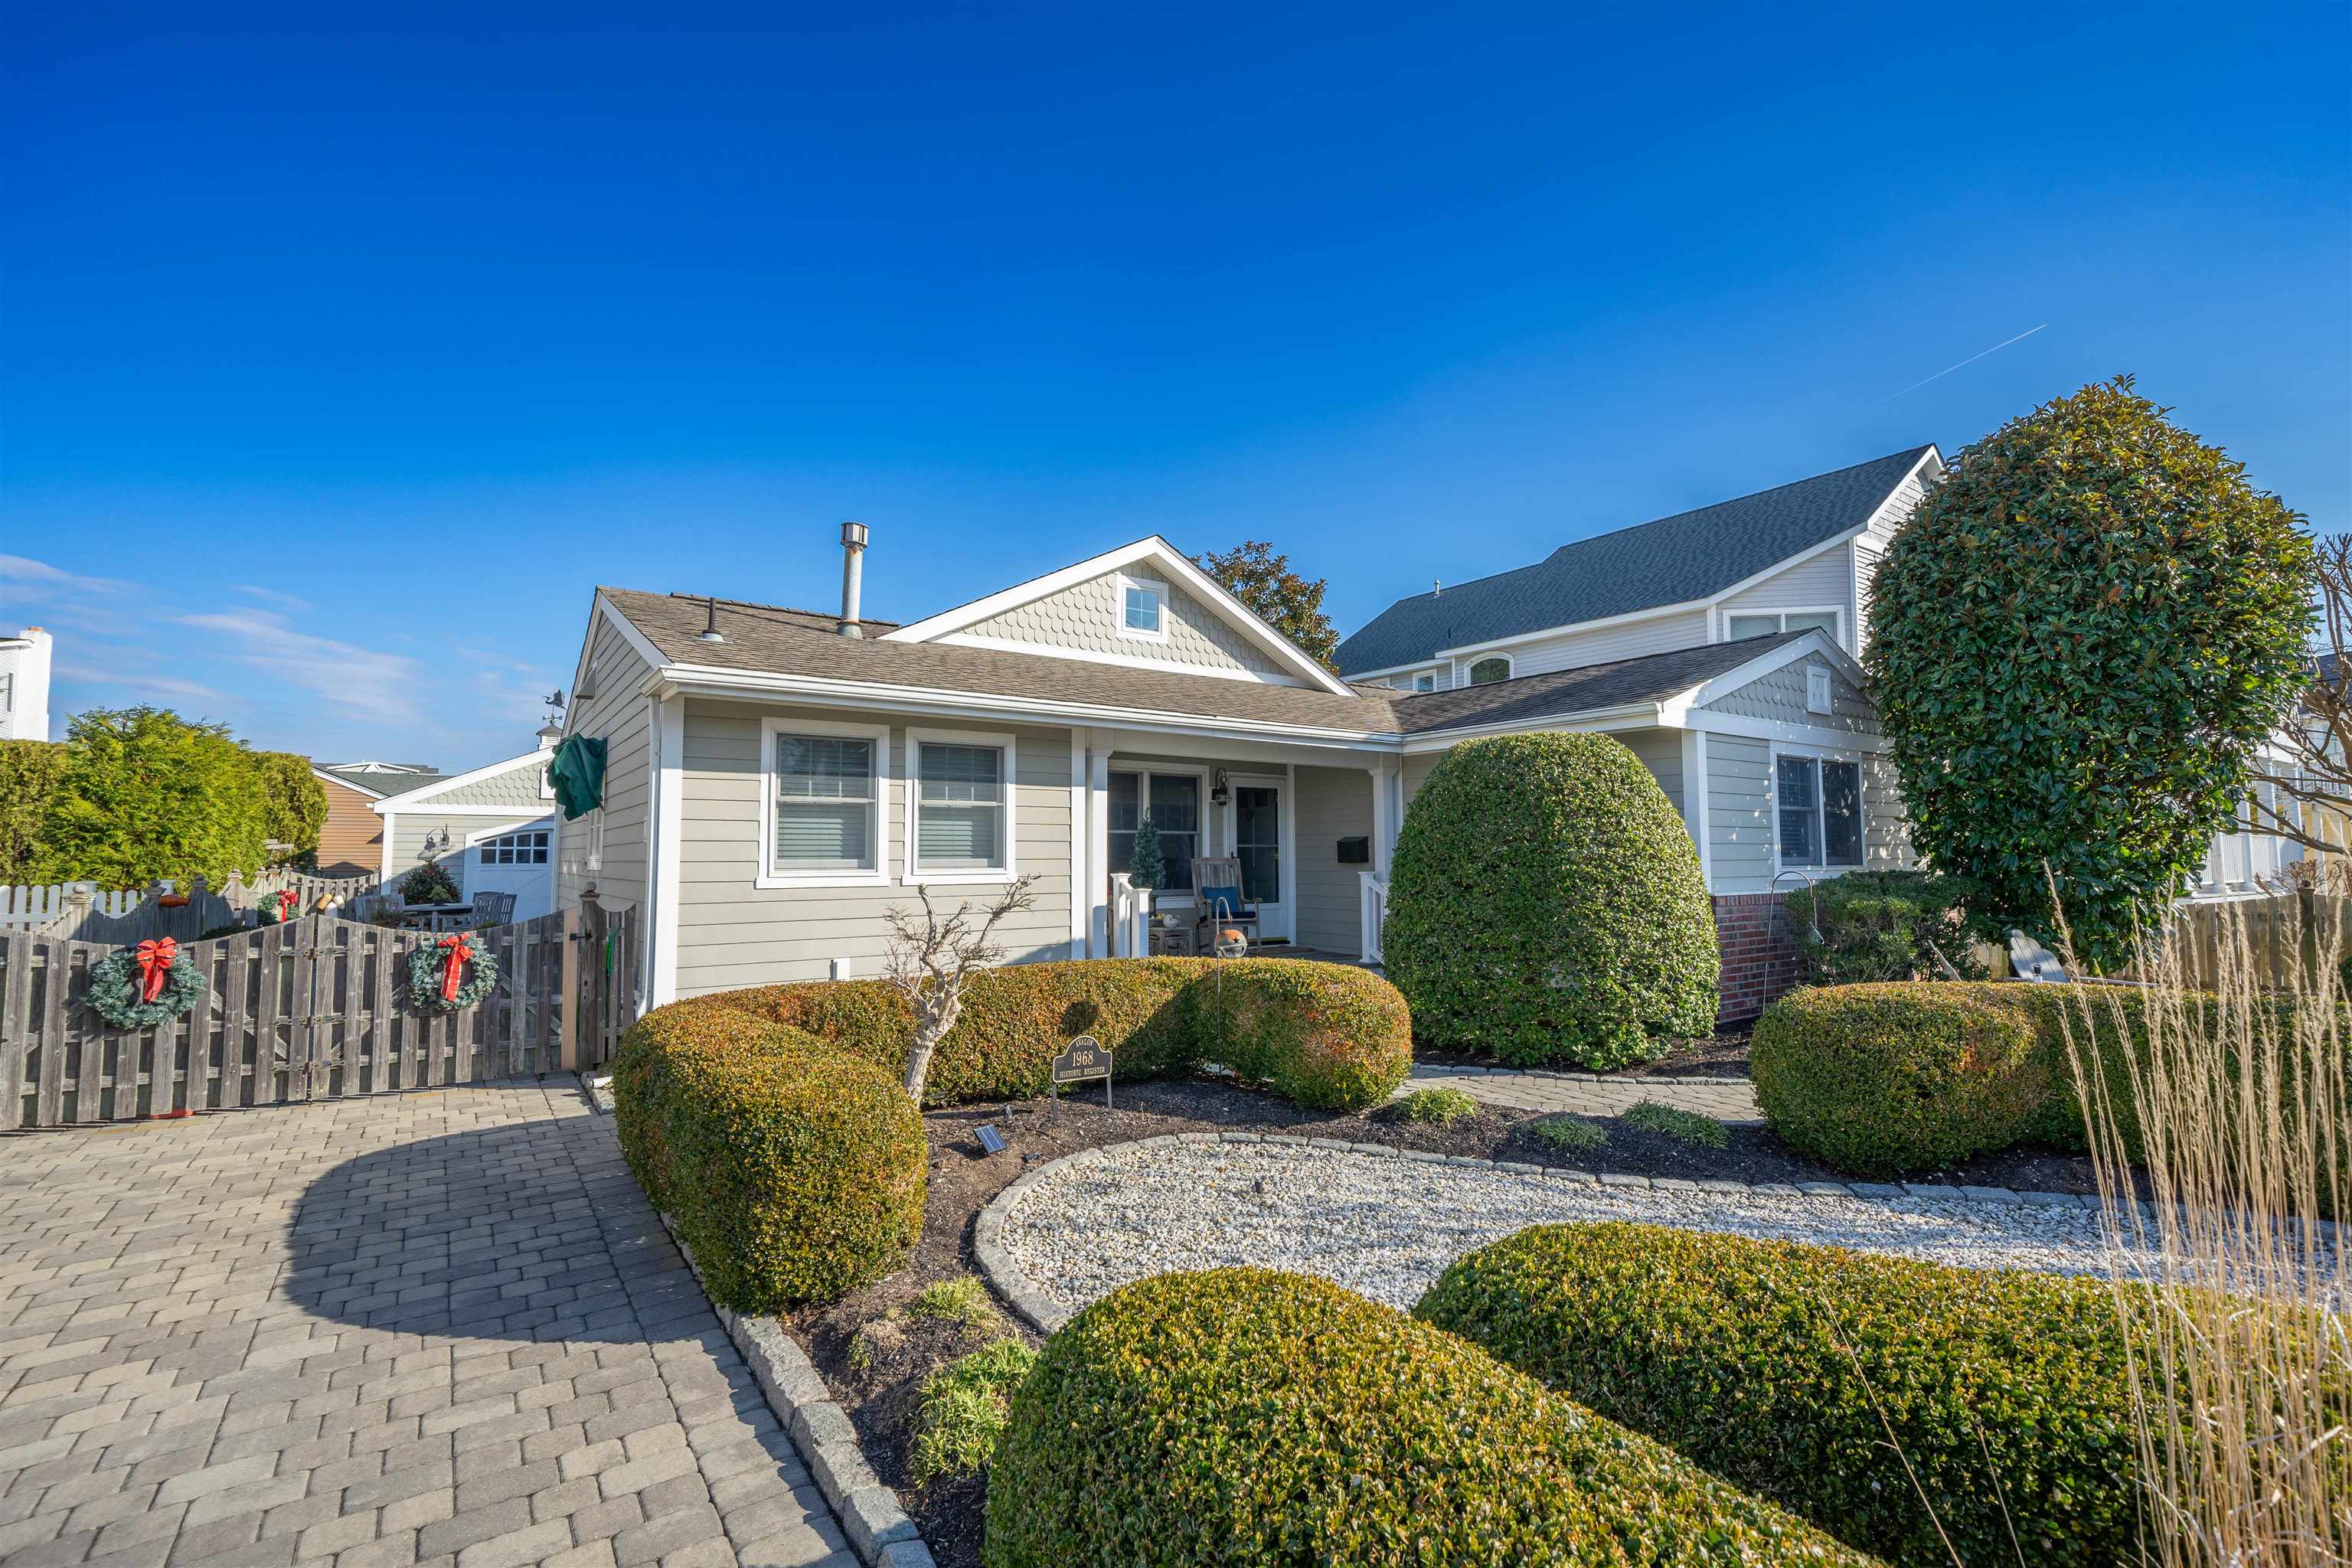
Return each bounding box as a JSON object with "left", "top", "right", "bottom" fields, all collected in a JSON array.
[{"left": 1887, "top": 324, "right": 2047, "bottom": 400}]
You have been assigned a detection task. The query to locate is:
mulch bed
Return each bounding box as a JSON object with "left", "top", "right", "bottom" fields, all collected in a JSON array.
[{"left": 781, "top": 1071, "right": 2120, "bottom": 1566}]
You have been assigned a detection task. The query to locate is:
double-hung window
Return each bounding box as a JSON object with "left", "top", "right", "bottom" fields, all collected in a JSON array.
[
  {"left": 910, "top": 731, "right": 1015, "bottom": 881},
  {"left": 762, "top": 720, "right": 887, "bottom": 886},
  {"left": 1776, "top": 753, "right": 1864, "bottom": 870}
]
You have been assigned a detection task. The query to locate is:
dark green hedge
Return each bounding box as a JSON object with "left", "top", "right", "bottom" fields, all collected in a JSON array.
[
  {"left": 1383, "top": 733, "right": 1718, "bottom": 1070},
  {"left": 1753, "top": 981, "right": 2350, "bottom": 1187},
  {"left": 0, "top": 740, "right": 66, "bottom": 884},
  {"left": 611, "top": 1000, "right": 926, "bottom": 1312},
  {"left": 1416, "top": 1223, "right": 2141, "bottom": 1568},
  {"left": 714, "top": 957, "right": 1412, "bottom": 1112},
  {"left": 1783, "top": 869, "right": 1992, "bottom": 984},
  {"left": 985, "top": 1268, "right": 1880, "bottom": 1567}
]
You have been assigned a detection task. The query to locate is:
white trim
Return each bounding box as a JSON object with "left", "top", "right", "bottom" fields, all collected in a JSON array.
[
  {"left": 756, "top": 716, "right": 893, "bottom": 890},
  {"left": 379, "top": 810, "right": 397, "bottom": 885},
  {"left": 1662, "top": 630, "right": 1867, "bottom": 720},
  {"left": 1281, "top": 762, "right": 1297, "bottom": 944},
  {"left": 1719, "top": 606, "right": 1845, "bottom": 645},
  {"left": 1427, "top": 596, "right": 1713, "bottom": 664},
  {"left": 1683, "top": 730, "right": 1713, "bottom": 889},
  {"left": 649, "top": 666, "right": 1398, "bottom": 750},
  {"left": 1112, "top": 572, "right": 1171, "bottom": 644},
  {"left": 879, "top": 536, "right": 1357, "bottom": 697},
  {"left": 1107, "top": 763, "right": 1210, "bottom": 906},
  {"left": 937, "top": 633, "right": 1304, "bottom": 685},
  {"left": 313, "top": 766, "right": 387, "bottom": 802},
  {"left": 1685, "top": 710, "right": 1889, "bottom": 752},
  {"left": 1805, "top": 665, "right": 1834, "bottom": 715},
  {"left": 1768, "top": 742, "right": 1870, "bottom": 875},
  {"left": 1086, "top": 730, "right": 1114, "bottom": 956},
  {"left": 367, "top": 747, "right": 554, "bottom": 814},
  {"left": 1067, "top": 730, "right": 1088, "bottom": 957},
  {"left": 1399, "top": 704, "right": 1659, "bottom": 752},
  {"left": 905, "top": 726, "right": 1020, "bottom": 885},
  {"left": 574, "top": 592, "right": 670, "bottom": 715},
  {"left": 1459, "top": 652, "right": 1514, "bottom": 686},
  {"left": 649, "top": 695, "right": 684, "bottom": 1007},
  {"left": 458, "top": 816, "right": 553, "bottom": 846},
  {"left": 375, "top": 804, "right": 557, "bottom": 818},
  {"left": 1220, "top": 770, "right": 1292, "bottom": 944}
]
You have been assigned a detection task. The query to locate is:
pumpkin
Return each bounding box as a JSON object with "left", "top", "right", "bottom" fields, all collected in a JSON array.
[{"left": 157, "top": 893, "right": 189, "bottom": 908}]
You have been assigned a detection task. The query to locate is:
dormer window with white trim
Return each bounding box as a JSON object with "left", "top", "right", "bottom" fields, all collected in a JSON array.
[
  {"left": 1117, "top": 575, "right": 1168, "bottom": 642},
  {"left": 1466, "top": 655, "right": 1511, "bottom": 686},
  {"left": 1726, "top": 609, "right": 1841, "bottom": 642}
]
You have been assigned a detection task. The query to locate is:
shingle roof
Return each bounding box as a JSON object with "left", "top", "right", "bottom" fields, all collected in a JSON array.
[
  {"left": 600, "top": 587, "right": 1817, "bottom": 742},
  {"left": 1334, "top": 446, "right": 1933, "bottom": 675},
  {"left": 1392, "top": 632, "right": 1808, "bottom": 737},
  {"left": 318, "top": 763, "right": 444, "bottom": 799},
  {"left": 599, "top": 588, "right": 1406, "bottom": 734}
]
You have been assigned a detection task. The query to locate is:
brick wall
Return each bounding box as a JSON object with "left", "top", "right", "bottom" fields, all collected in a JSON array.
[{"left": 1713, "top": 892, "right": 1802, "bottom": 1027}]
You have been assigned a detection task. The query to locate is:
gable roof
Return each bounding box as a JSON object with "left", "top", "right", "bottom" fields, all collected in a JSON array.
[
  {"left": 317, "top": 762, "right": 443, "bottom": 799},
  {"left": 364, "top": 748, "right": 550, "bottom": 814},
  {"left": 1335, "top": 446, "right": 1938, "bottom": 675},
  {"left": 1393, "top": 630, "right": 1818, "bottom": 737},
  {"left": 880, "top": 537, "right": 1358, "bottom": 697},
  {"left": 599, "top": 587, "right": 1403, "bottom": 737}
]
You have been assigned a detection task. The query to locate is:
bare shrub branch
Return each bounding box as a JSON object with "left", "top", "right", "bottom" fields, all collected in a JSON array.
[{"left": 882, "top": 875, "right": 1039, "bottom": 1102}]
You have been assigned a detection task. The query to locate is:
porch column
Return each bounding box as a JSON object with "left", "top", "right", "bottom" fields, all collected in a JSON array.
[
  {"left": 1681, "top": 729, "right": 1713, "bottom": 891},
  {"left": 1085, "top": 727, "right": 1115, "bottom": 957},
  {"left": 1368, "top": 757, "right": 1402, "bottom": 877},
  {"left": 1067, "top": 729, "right": 1088, "bottom": 959}
]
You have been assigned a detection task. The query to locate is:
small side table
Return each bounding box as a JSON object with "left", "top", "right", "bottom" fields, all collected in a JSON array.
[{"left": 1148, "top": 924, "right": 1197, "bottom": 957}]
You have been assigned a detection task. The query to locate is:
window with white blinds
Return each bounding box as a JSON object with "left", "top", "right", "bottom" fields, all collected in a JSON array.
[
  {"left": 760, "top": 721, "right": 889, "bottom": 884},
  {"left": 914, "top": 741, "right": 1006, "bottom": 872}
]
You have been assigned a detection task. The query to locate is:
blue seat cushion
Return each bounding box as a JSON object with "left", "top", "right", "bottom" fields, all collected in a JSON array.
[{"left": 1198, "top": 885, "right": 1250, "bottom": 916}]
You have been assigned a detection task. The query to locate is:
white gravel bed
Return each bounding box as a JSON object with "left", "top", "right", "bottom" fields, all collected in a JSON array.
[{"left": 998, "top": 1142, "right": 2321, "bottom": 1314}]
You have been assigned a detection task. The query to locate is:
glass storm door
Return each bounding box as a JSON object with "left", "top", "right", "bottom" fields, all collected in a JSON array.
[{"left": 1226, "top": 776, "right": 1288, "bottom": 942}]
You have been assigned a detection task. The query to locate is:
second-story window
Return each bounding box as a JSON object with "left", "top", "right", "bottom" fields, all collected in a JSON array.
[{"left": 1467, "top": 656, "right": 1511, "bottom": 685}]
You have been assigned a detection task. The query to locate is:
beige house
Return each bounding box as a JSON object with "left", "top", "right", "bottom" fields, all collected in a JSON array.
[{"left": 553, "top": 526, "right": 1909, "bottom": 1017}]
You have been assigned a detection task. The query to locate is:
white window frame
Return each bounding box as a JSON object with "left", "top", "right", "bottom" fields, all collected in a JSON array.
[
  {"left": 1769, "top": 743, "right": 1868, "bottom": 875},
  {"left": 758, "top": 716, "right": 892, "bottom": 890},
  {"left": 1461, "top": 653, "right": 1514, "bottom": 686},
  {"left": 1108, "top": 765, "right": 1211, "bottom": 904},
  {"left": 906, "top": 727, "right": 1019, "bottom": 885},
  {"left": 1721, "top": 607, "right": 1844, "bottom": 643},
  {"left": 1114, "top": 573, "right": 1170, "bottom": 643},
  {"left": 1413, "top": 671, "right": 1437, "bottom": 693},
  {"left": 474, "top": 827, "right": 552, "bottom": 866},
  {"left": 1805, "top": 665, "right": 1834, "bottom": 715}
]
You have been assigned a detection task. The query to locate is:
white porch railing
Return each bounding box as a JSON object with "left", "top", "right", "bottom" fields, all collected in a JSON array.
[
  {"left": 1359, "top": 872, "right": 1387, "bottom": 963},
  {"left": 1109, "top": 872, "right": 1152, "bottom": 958}
]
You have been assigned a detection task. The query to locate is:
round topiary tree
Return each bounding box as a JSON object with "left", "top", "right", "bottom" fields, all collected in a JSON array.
[
  {"left": 1383, "top": 733, "right": 1718, "bottom": 1067},
  {"left": 1870, "top": 376, "right": 2314, "bottom": 969}
]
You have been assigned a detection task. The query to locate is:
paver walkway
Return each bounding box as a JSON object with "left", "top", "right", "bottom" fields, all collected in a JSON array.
[
  {"left": 1405, "top": 1063, "right": 1761, "bottom": 1122},
  {"left": 0, "top": 1080, "right": 852, "bottom": 1568}
]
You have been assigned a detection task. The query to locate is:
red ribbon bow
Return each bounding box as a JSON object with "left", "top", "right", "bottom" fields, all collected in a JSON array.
[
  {"left": 276, "top": 889, "right": 298, "bottom": 919},
  {"left": 436, "top": 935, "right": 475, "bottom": 1002},
  {"left": 133, "top": 939, "right": 178, "bottom": 1003}
]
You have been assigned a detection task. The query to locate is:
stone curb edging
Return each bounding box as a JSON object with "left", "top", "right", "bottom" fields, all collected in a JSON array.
[
  {"left": 581, "top": 1077, "right": 939, "bottom": 1568},
  {"left": 972, "top": 1131, "right": 2341, "bottom": 1332}
]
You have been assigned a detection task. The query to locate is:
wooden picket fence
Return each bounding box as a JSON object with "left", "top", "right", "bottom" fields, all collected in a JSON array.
[
  {"left": 0, "top": 895, "right": 640, "bottom": 1130},
  {"left": 0, "top": 885, "right": 142, "bottom": 929},
  {"left": 2161, "top": 890, "right": 2352, "bottom": 992},
  {"left": 1, "top": 871, "right": 378, "bottom": 936}
]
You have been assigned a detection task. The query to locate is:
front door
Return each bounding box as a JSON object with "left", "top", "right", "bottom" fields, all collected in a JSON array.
[{"left": 1226, "top": 776, "right": 1288, "bottom": 943}]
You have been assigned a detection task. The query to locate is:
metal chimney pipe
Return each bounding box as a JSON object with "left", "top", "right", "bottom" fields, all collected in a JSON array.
[{"left": 838, "top": 521, "right": 869, "bottom": 637}]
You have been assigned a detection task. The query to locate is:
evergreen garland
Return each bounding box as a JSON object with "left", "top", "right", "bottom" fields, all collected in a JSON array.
[
  {"left": 407, "top": 933, "right": 498, "bottom": 1013},
  {"left": 83, "top": 949, "right": 206, "bottom": 1030}
]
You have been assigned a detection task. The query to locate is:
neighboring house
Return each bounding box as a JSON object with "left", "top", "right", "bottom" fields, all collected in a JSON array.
[
  {"left": 551, "top": 524, "right": 1909, "bottom": 1021},
  {"left": 0, "top": 627, "right": 52, "bottom": 742},
  {"left": 310, "top": 762, "right": 440, "bottom": 877},
  {"left": 366, "top": 742, "right": 560, "bottom": 920}
]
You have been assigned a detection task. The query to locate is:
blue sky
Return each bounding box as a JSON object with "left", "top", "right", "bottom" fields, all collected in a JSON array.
[{"left": 5, "top": 2, "right": 2347, "bottom": 764}]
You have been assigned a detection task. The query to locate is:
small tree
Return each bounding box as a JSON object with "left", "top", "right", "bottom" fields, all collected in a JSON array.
[
  {"left": 1128, "top": 813, "right": 1165, "bottom": 892},
  {"left": 251, "top": 751, "right": 328, "bottom": 867},
  {"left": 0, "top": 740, "right": 67, "bottom": 883},
  {"left": 31, "top": 707, "right": 270, "bottom": 886},
  {"left": 1869, "top": 377, "right": 2314, "bottom": 968},
  {"left": 883, "top": 875, "right": 1039, "bottom": 1102},
  {"left": 1195, "top": 541, "right": 1340, "bottom": 669},
  {"left": 2247, "top": 533, "right": 2352, "bottom": 854},
  {"left": 400, "top": 859, "right": 459, "bottom": 905}
]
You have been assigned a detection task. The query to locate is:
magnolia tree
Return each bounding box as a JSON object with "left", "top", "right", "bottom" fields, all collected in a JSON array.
[
  {"left": 1195, "top": 541, "right": 1341, "bottom": 669},
  {"left": 1869, "top": 377, "right": 2314, "bottom": 968},
  {"left": 2246, "top": 532, "right": 2352, "bottom": 857},
  {"left": 882, "top": 875, "right": 1039, "bottom": 1102}
]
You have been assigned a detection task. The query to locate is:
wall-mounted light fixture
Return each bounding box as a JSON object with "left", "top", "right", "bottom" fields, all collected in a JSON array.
[{"left": 1210, "top": 769, "right": 1230, "bottom": 807}]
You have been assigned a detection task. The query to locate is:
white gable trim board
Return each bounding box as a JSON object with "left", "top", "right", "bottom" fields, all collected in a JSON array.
[{"left": 881, "top": 537, "right": 1357, "bottom": 697}]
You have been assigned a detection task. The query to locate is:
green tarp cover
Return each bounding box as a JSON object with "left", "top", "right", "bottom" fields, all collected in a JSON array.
[{"left": 547, "top": 736, "right": 606, "bottom": 821}]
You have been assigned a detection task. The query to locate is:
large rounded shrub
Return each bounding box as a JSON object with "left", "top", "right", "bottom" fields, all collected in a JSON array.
[
  {"left": 1383, "top": 733, "right": 1717, "bottom": 1067},
  {"left": 984, "top": 1268, "right": 1878, "bottom": 1567},
  {"left": 719, "top": 956, "right": 1412, "bottom": 1112},
  {"left": 1416, "top": 1223, "right": 2141, "bottom": 1568},
  {"left": 611, "top": 1000, "right": 926, "bottom": 1312},
  {"left": 1750, "top": 983, "right": 2049, "bottom": 1174}
]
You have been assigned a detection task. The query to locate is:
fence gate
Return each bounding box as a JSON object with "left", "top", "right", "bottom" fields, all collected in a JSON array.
[{"left": 0, "top": 899, "right": 640, "bottom": 1131}]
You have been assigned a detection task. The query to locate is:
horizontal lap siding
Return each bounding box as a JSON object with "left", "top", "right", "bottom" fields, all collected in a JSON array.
[
  {"left": 674, "top": 701, "right": 1073, "bottom": 997},
  {"left": 1292, "top": 766, "right": 1370, "bottom": 955},
  {"left": 1702, "top": 659, "right": 1911, "bottom": 880},
  {"left": 389, "top": 815, "right": 538, "bottom": 894},
  {"left": 557, "top": 619, "right": 654, "bottom": 913},
  {"left": 1708, "top": 737, "right": 1773, "bottom": 893},
  {"left": 1715, "top": 544, "right": 1858, "bottom": 648},
  {"left": 1483, "top": 609, "right": 1713, "bottom": 680}
]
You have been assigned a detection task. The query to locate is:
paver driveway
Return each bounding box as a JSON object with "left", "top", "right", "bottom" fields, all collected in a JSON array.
[{"left": 0, "top": 1080, "right": 853, "bottom": 1568}]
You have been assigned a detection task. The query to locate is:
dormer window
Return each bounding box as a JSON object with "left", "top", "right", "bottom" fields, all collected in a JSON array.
[
  {"left": 1467, "top": 656, "right": 1511, "bottom": 685},
  {"left": 1117, "top": 574, "right": 1168, "bottom": 642}
]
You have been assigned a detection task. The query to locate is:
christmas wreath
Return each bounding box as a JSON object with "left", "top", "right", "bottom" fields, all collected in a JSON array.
[
  {"left": 408, "top": 933, "right": 498, "bottom": 1013},
  {"left": 84, "top": 939, "right": 207, "bottom": 1029},
  {"left": 258, "top": 888, "right": 301, "bottom": 925}
]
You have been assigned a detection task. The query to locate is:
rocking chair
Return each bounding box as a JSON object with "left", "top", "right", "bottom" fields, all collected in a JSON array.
[{"left": 1188, "top": 856, "right": 1259, "bottom": 956}]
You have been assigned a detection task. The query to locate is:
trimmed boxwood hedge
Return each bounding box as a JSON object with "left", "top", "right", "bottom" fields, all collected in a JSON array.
[
  {"left": 611, "top": 1001, "right": 926, "bottom": 1312},
  {"left": 1383, "top": 733, "right": 1719, "bottom": 1070},
  {"left": 1753, "top": 980, "right": 2350, "bottom": 1183},
  {"left": 1416, "top": 1223, "right": 2141, "bottom": 1568},
  {"left": 985, "top": 1267, "right": 1880, "bottom": 1567},
  {"left": 708, "top": 957, "right": 1412, "bottom": 1112}
]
